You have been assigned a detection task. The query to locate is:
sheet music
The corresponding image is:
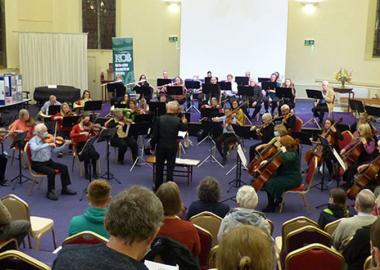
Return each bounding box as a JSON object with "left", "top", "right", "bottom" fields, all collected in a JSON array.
[
  {"left": 178, "top": 131, "right": 187, "bottom": 139},
  {"left": 237, "top": 144, "right": 248, "bottom": 169},
  {"left": 48, "top": 85, "right": 57, "bottom": 88},
  {"left": 144, "top": 260, "right": 179, "bottom": 270},
  {"left": 333, "top": 148, "right": 346, "bottom": 171}
]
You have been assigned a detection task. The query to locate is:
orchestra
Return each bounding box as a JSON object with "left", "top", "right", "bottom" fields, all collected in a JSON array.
[{"left": 0, "top": 71, "right": 379, "bottom": 207}]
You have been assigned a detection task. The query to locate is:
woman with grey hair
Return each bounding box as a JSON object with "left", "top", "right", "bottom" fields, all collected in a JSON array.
[
  {"left": 248, "top": 112, "right": 275, "bottom": 161},
  {"left": 217, "top": 185, "right": 270, "bottom": 242},
  {"left": 186, "top": 176, "right": 230, "bottom": 219}
]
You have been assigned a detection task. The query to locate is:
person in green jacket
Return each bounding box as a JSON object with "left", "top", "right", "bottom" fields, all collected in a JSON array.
[
  {"left": 68, "top": 179, "right": 112, "bottom": 238},
  {"left": 260, "top": 135, "right": 302, "bottom": 212}
]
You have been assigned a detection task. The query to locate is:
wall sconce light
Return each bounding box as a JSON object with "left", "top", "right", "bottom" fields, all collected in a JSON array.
[
  {"left": 297, "top": 0, "right": 323, "bottom": 15},
  {"left": 162, "top": 0, "right": 181, "bottom": 13}
]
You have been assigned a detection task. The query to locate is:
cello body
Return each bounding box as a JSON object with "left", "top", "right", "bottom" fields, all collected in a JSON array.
[
  {"left": 338, "top": 140, "right": 363, "bottom": 176},
  {"left": 252, "top": 153, "right": 282, "bottom": 191},
  {"left": 248, "top": 145, "right": 278, "bottom": 176}
]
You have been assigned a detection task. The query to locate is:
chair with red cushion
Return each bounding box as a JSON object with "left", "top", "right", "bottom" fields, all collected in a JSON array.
[
  {"left": 338, "top": 130, "right": 353, "bottom": 151},
  {"left": 279, "top": 156, "right": 318, "bottom": 213},
  {"left": 63, "top": 231, "right": 108, "bottom": 245},
  {"left": 194, "top": 225, "right": 213, "bottom": 270},
  {"left": 285, "top": 243, "right": 344, "bottom": 270},
  {"left": 294, "top": 116, "right": 303, "bottom": 132}
]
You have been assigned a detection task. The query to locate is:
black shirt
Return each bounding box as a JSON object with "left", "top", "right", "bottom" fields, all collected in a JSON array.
[
  {"left": 186, "top": 200, "right": 230, "bottom": 219},
  {"left": 53, "top": 243, "right": 148, "bottom": 270},
  {"left": 151, "top": 114, "right": 187, "bottom": 149}
]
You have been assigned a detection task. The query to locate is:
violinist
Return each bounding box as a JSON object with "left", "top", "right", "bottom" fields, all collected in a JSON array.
[
  {"left": 231, "top": 99, "right": 245, "bottom": 125},
  {"left": 70, "top": 113, "right": 100, "bottom": 180},
  {"left": 212, "top": 108, "right": 240, "bottom": 165},
  {"left": 74, "top": 90, "right": 92, "bottom": 109},
  {"left": 263, "top": 73, "right": 280, "bottom": 115},
  {"left": 259, "top": 135, "right": 302, "bottom": 212},
  {"left": 248, "top": 79, "right": 263, "bottom": 120},
  {"left": 110, "top": 94, "right": 130, "bottom": 112},
  {"left": 279, "top": 104, "right": 296, "bottom": 132},
  {"left": 8, "top": 109, "right": 36, "bottom": 142},
  {"left": 105, "top": 109, "right": 138, "bottom": 165},
  {"left": 125, "top": 100, "right": 143, "bottom": 120},
  {"left": 138, "top": 98, "right": 149, "bottom": 113},
  {"left": 279, "top": 78, "right": 296, "bottom": 110},
  {"left": 29, "top": 123, "right": 76, "bottom": 200},
  {"left": 50, "top": 102, "right": 75, "bottom": 138},
  {"left": 248, "top": 113, "right": 275, "bottom": 161},
  {"left": 201, "top": 97, "right": 223, "bottom": 113},
  {"left": 341, "top": 123, "right": 376, "bottom": 187}
]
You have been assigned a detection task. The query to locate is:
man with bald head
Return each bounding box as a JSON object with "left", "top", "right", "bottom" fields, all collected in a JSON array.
[
  {"left": 150, "top": 101, "right": 188, "bottom": 190},
  {"left": 333, "top": 189, "right": 377, "bottom": 252}
]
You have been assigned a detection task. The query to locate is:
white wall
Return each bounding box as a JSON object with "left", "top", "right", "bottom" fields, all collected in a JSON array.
[{"left": 180, "top": 0, "right": 288, "bottom": 80}]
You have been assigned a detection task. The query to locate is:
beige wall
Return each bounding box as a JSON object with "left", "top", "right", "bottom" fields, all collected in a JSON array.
[{"left": 3, "top": 0, "right": 380, "bottom": 99}]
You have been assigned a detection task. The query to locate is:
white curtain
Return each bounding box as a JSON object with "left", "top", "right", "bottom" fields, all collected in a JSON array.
[{"left": 19, "top": 32, "right": 88, "bottom": 96}]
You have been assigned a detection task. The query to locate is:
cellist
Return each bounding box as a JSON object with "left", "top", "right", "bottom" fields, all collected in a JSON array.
[
  {"left": 340, "top": 123, "right": 377, "bottom": 187},
  {"left": 248, "top": 113, "right": 275, "bottom": 161},
  {"left": 355, "top": 141, "right": 380, "bottom": 190}
]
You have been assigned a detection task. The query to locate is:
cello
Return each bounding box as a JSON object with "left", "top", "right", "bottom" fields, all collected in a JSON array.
[
  {"left": 347, "top": 155, "right": 380, "bottom": 199},
  {"left": 251, "top": 150, "right": 283, "bottom": 191},
  {"left": 248, "top": 144, "right": 278, "bottom": 176}
]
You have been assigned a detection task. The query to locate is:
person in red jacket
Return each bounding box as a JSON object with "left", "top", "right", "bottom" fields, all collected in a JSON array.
[
  {"left": 51, "top": 102, "right": 76, "bottom": 138},
  {"left": 70, "top": 113, "right": 99, "bottom": 179},
  {"left": 155, "top": 182, "right": 201, "bottom": 258}
]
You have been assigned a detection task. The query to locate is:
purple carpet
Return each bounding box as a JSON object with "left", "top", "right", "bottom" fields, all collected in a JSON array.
[{"left": 0, "top": 100, "right": 364, "bottom": 266}]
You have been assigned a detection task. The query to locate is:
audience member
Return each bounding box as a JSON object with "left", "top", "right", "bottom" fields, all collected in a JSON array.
[
  {"left": 53, "top": 186, "right": 163, "bottom": 270},
  {"left": 318, "top": 188, "right": 349, "bottom": 228},
  {"left": 217, "top": 185, "right": 271, "bottom": 242},
  {"left": 370, "top": 217, "right": 380, "bottom": 270},
  {"left": 155, "top": 182, "right": 201, "bottom": 257},
  {"left": 186, "top": 176, "right": 230, "bottom": 219},
  {"left": 0, "top": 200, "right": 30, "bottom": 245},
  {"left": 216, "top": 225, "right": 273, "bottom": 270},
  {"left": 332, "top": 189, "right": 377, "bottom": 251},
  {"left": 68, "top": 179, "right": 112, "bottom": 238}
]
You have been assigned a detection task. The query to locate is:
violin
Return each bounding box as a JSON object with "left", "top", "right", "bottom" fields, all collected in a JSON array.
[
  {"left": 251, "top": 150, "right": 283, "bottom": 191},
  {"left": 43, "top": 134, "right": 66, "bottom": 146},
  {"left": 347, "top": 155, "right": 380, "bottom": 199}
]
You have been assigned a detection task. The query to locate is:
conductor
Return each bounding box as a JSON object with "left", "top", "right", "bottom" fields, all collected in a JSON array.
[{"left": 150, "top": 101, "right": 188, "bottom": 190}]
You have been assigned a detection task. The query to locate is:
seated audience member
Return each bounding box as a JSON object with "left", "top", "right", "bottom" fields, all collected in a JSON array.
[
  {"left": 332, "top": 189, "right": 377, "bottom": 252},
  {"left": 53, "top": 186, "right": 164, "bottom": 270},
  {"left": 369, "top": 217, "right": 380, "bottom": 270},
  {"left": 217, "top": 225, "right": 273, "bottom": 270},
  {"left": 0, "top": 200, "right": 30, "bottom": 245},
  {"left": 68, "top": 179, "right": 112, "bottom": 238},
  {"left": 155, "top": 182, "right": 201, "bottom": 257},
  {"left": 318, "top": 188, "right": 349, "bottom": 229},
  {"left": 373, "top": 192, "right": 380, "bottom": 216},
  {"left": 217, "top": 185, "right": 271, "bottom": 242},
  {"left": 40, "top": 95, "right": 62, "bottom": 115},
  {"left": 186, "top": 176, "right": 230, "bottom": 219}
]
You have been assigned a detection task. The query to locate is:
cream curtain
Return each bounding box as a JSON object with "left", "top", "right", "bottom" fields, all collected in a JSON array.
[{"left": 19, "top": 32, "right": 88, "bottom": 96}]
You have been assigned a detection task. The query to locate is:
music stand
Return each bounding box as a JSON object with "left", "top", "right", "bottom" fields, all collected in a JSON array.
[
  {"left": 225, "top": 125, "right": 250, "bottom": 176},
  {"left": 218, "top": 81, "right": 232, "bottom": 91},
  {"left": 48, "top": 105, "right": 61, "bottom": 116},
  {"left": 149, "top": 101, "right": 166, "bottom": 117},
  {"left": 84, "top": 100, "right": 103, "bottom": 112},
  {"left": 303, "top": 89, "right": 324, "bottom": 129},
  {"left": 227, "top": 144, "right": 247, "bottom": 192},
  {"left": 237, "top": 86, "right": 254, "bottom": 97},
  {"left": 275, "top": 87, "right": 293, "bottom": 99},
  {"left": 97, "top": 127, "right": 121, "bottom": 184},
  {"left": 258, "top": 77, "right": 271, "bottom": 83},
  {"left": 185, "top": 80, "right": 201, "bottom": 89},
  {"left": 134, "top": 85, "right": 151, "bottom": 99},
  {"left": 157, "top": 78, "right": 172, "bottom": 87},
  {"left": 79, "top": 136, "right": 98, "bottom": 201},
  {"left": 202, "top": 84, "right": 220, "bottom": 101},
  {"left": 204, "top": 77, "right": 211, "bottom": 85},
  {"left": 198, "top": 108, "right": 221, "bottom": 145},
  {"left": 166, "top": 86, "right": 183, "bottom": 96},
  {"left": 107, "top": 82, "right": 126, "bottom": 98},
  {"left": 128, "top": 122, "right": 152, "bottom": 172},
  {"left": 365, "top": 105, "right": 380, "bottom": 120},
  {"left": 10, "top": 132, "right": 33, "bottom": 190},
  {"left": 235, "top": 76, "right": 249, "bottom": 86},
  {"left": 312, "top": 135, "right": 333, "bottom": 192},
  {"left": 62, "top": 116, "right": 80, "bottom": 128},
  {"left": 349, "top": 99, "right": 365, "bottom": 117},
  {"left": 261, "top": 81, "right": 276, "bottom": 91}
]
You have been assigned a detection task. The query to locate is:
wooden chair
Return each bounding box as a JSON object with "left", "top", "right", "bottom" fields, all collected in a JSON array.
[
  {"left": 0, "top": 238, "right": 18, "bottom": 252},
  {"left": 194, "top": 225, "right": 213, "bottom": 270},
  {"left": 324, "top": 219, "right": 342, "bottom": 236},
  {"left": 279, "top": 156, "right": 318, "bottom": 213},
  {"left": 190, "top": 211, "right": 222, "bottom": 247},
  {"left": 63, "top": 231, "right": 108, "bottom": 245},
  {"left": 0, "top": 250, "right": 51, "bottom": 270},
  {"left": 267, "top": 218, "right": 274, "bottom": 236},
  {"left": 1, "top": 194, "right": 57, "bottom": 251},
  {"left": 285, "top": 243, "right": 344, "bottom": 270},
  {"left": 24, "top": 142, "right": 60, "bottom": 195},
  {"left": 208, "top": 245, "right": 219, "bottom": 269}
]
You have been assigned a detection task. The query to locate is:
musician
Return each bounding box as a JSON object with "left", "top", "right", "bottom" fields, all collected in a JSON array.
[
  {"left": 163, "top": 71, "right": 170, "bottom": 79},
  {"left": 248, "top": 79, "right": 264, "bottom": 120},
  {"left": 8, "top": 109, "right": 35, "bottom": 141},
  {"left": 212, "top": 108, "right": 240, "bottom": 165},
  {"left": 159, "top": 94, "right": 168, "bottom": 103},
  {"left": 263, "top": 73, "right": 280, "bottom": 115},
  {"left": 249, "top": 113, "right": 275, "bottom": 161},
  {"left": 341, "top": 123, "right": 377, "bottom": 187},
  {"left": 29, "top": 123, "right": 76, "bottom": 200},
  {"left": 231, "top": 99, "right": 246, "bottom": 125},
  {"left": 105, "top": 110, "right": 138, "bottom": 165},
  {"left": 171, "top": 76, "right": 187, "bottom": 104},
  {"left": 74, "top": 90, "right": 92, "bottom": 109},
  {"left": 50, "top": 102, "right": 75, "bottom": 138},
  {"left": 139, "top": 98, "right": 150, "bottom": 113},
  {"left": 255, "top": 124, "right": 289, "bottom": 153},
  {"left": 40, "top": 95, "right": 62, "bottom": 115},
  {"left": 125, "top": 99, "right": 142, "bottom": 120},
  {"left": 355, "top": 141, "right": 380, "bottom": 190},
  {"left": 205, "top": 76, "right": 221, "bottom": 101},
  {"left": 223, "top": 74, "right": 238, "bottom": 97},
  {"left": 260, "top": 135, "right": 302, "bottom": 212},
  {"left": 150, "top": 101, "right": 188, "bottom": 190},
  {"left": 312, "top": 80, "right": 335, "bottom": 124},
  {"left": 135, "top": 74, "right": 153, "bottom": 101},
  {"left": 70, "top": 113, "right": 100, "bottom": 179},
  {"left": 245, "top": 71, "right": 251, "bottom": 80},
  {"left": 280, "top": 104, "right": 296, "bottom": 132},
  {"left": 353, "top": 112, "right": 377, "bottom": 138},
  {"left": 201, "top": 97, "right": 223, "bottom": 112},
  {"left": 279, "top": 79, "right": 296, "bottom": 110}
]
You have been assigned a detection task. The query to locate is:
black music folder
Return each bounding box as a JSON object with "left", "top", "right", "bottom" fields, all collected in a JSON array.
[
  {"left": 157, "top": 78, "right": 172, "bottom": 87},
  {"left": 235, "top": 76, "right": 249, "bottom": 86}
]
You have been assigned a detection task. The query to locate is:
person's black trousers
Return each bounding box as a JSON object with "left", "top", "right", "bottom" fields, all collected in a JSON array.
[
  {"left": 31, "top": 159, "right": 71, "bottom": 192},
  {"left": 155, "top": 145, "right": 177, "bottom": 190}
]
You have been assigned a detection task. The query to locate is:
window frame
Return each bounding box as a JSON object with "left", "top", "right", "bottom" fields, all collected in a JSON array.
[{"left": 0, "top": 0, "right": 6, "bottom": 68}]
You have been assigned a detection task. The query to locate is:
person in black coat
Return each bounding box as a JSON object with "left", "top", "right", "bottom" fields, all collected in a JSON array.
[
  {"left": 343, "top": 225, "right": 371, "bottom": 270},
  {"left": 318, "top": 188, "right": 349, "bottom": 228},
  {"left": 248, "top": 79, "right": 264, "bottom": 120},
  {"left": 186, "top": 176, "right": 230, "bottom": 219},
  {"left": 249, "top": 113, "right": 275, "bottom": 162},
  {"left": 150, "top": 101, "right": 188, "bottom": 190}
]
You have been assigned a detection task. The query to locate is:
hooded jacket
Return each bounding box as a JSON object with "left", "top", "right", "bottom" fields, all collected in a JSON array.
[
  {"left": 68, "top": 207, "right": 109, "bottom": 238},
  {"left": 318, "top": 204, "right": 348, "bottom": 229},
  {"left": 217, "top": 207, "right": 271, "bottom": 241}
]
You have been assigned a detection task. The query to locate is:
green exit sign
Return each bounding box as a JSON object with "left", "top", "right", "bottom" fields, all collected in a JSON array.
[
  {"left": 304, "top": 39, "right": 315, "bottom": 46},
  {"left": 169, "top": 36, "right": 178, "bottom": 42}
]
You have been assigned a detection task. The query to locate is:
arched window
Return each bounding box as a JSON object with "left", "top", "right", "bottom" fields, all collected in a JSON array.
[
  {"left": 82, "top": 0, "right": 116, "bottom": 49},
  {"left": 0, "top": 0, "right": 6, "bottom": 67}
]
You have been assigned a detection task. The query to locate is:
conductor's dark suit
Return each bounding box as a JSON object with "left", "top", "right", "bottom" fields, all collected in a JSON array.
[{"left": 151, "top": 113, "right": 187, "bottom": 190}]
